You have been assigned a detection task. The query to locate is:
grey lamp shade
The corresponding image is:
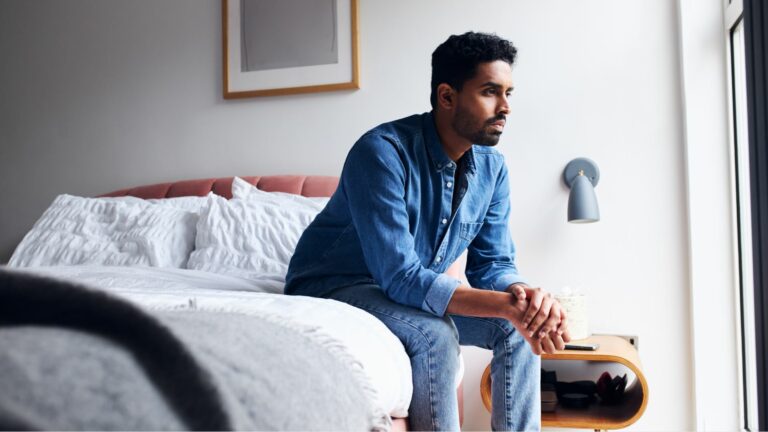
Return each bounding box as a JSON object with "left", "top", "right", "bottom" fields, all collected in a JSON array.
[{"left": 567, "top": 174, "right": 600, "bottom": 223}]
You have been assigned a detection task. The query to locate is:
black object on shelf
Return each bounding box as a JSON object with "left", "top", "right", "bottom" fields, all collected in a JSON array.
[
  {"left": 541, "top": 369, "right": 559, "bottom": 412},
  {"left": 542, "top": 369, "right": 557, "bottom": 386},
  {"left": 554, "top": 380, "right": 597, "bottom": 409},
  {"left": 596, "top": 371, "right": 628, "bottom": 404}
]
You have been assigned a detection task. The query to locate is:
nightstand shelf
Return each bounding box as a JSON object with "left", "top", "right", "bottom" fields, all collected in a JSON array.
[{"left": 480, "top": 335, "right": 648, "bottom": 430}]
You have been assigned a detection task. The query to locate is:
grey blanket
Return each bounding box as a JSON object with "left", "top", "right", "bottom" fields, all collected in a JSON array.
[{"left": 0, "top": 269, "right": 383, "bottom": 431}]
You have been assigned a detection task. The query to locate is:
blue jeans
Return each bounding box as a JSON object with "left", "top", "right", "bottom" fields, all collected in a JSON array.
[{"left": 325, "top": 284, "right": 540, "bottom": 431}]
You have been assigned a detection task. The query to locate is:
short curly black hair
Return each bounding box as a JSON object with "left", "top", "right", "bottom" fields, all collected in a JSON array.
[{"left": 430, "top": 32, "right": 517, "bottom": 108}]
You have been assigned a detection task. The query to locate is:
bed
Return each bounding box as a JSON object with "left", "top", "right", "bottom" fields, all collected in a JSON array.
[{"left": 0, "top": 175, "right": 464, "bottom": 431}]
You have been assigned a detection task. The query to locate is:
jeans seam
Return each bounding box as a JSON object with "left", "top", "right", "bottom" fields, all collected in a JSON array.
[
  {"left": 504, "top": 337, "right": 512, "bottom": 430},
  {"left": 429, "top": 344, "right": 437, "bottom": 430}
]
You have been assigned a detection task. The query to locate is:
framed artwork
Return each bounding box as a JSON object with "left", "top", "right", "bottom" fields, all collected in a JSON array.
[{"left": 222, "top": 0, "right": 360, "bottom": 98}]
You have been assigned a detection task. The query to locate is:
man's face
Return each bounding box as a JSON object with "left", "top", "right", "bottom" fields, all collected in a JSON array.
[{"left": 450, "top": 60, "right": 514, "bottom": 146}]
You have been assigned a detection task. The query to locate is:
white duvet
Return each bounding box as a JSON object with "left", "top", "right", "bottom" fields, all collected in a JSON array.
[{"left": 23, "top": 265, "right": 413, "bottom": 418}]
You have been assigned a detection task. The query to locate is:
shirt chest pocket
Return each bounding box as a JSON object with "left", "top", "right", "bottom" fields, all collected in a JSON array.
[{"left": 459, "top": 222, "right": 483, "bottom": 242}]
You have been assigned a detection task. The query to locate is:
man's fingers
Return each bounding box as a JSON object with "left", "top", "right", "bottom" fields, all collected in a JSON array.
[
  {"left": 556, "top": 316, "right": 568, "bottom": 336},
  {"left": 541, "top": 335, "right": 557, "bottom": 354},
  {"left": 520, "top": 327, "right": 543, "bottom": 355},
  {"left": 528, "top": 338, "right": 542, "bottom": 355},
  {"left": 538, "top": 306, "right": 560, "bottom": 337},
  {"left": 512, "top": 285, "right": 526, "bottom": 303},
  {"left": 550, "top": 333, "right": 566, "bottom": 351},
  {"left": 522, "top": 288, "right": 543, "bottom": 330},
  {"left": 560, "top": 327, "right": 572, "bottom": 343},
  {"left": 529, "top": 293, "right": 554, "bottom": 338},
  {"left": 556, "top": 307, "right": 568, "bottom": 335}
]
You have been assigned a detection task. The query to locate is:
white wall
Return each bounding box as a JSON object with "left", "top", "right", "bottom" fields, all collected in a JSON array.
[
  {"left": 678, "top": 0, "right": 741, "bottom": 429},
  {"left": 0, "top": 1, "right": 694, "bottom": 430}
]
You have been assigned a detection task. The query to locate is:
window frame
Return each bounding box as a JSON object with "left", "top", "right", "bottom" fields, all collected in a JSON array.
[
  {"left": 741, "top": 0, "right": 768, "bottom": 428},
  {"left": 724, "top": 0, "right": 761, "bottom": 428}
]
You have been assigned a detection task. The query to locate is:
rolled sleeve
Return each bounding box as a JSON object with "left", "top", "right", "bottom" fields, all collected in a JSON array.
[
  {"left": 422, "top": 273, "right": 462, "bottom": 316},
  {"left": 492, "top": 273, "right": 529, "bottom": 292}
]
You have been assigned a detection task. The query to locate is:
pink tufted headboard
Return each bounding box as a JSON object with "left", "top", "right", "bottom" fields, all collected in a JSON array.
[{"left": 100, "top": 175, "right": 339, "bottom": 199}]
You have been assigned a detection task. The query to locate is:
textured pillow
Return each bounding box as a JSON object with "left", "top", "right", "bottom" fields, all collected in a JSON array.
[
  {"left": 231, "top": 176, "right": 330, "bottom": 209},
  {"left": 186, "top": 192, "right": 324, "bottom": 287},
  {"left": 8, "top": 194, "right": 197, "bottom": 268},
  {"left": 148, "top": 192, "right": 215, "bottom": 213}
]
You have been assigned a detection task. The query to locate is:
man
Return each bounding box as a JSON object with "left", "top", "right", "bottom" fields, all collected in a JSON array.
[{"left": 286, "top": 32, "right": 570, "bottom": 431}]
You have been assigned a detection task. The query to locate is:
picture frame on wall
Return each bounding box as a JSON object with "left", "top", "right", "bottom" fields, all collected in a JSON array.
[{"left": 222, "top": 0, "right": 359, "bottom": 99}]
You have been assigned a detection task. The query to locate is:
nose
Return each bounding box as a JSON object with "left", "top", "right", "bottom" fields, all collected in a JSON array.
[{"left": 498, "top": 95, "right": 510, "bottom": 115}]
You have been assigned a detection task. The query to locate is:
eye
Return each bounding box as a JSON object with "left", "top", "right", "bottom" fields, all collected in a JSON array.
[{"left": 483, "top": 88, "right": 496, "bottom": 96}]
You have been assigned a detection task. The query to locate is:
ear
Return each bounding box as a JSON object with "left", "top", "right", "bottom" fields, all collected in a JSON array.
[{"left": 436, "top": 83, "right": 456, "bottom": 110}]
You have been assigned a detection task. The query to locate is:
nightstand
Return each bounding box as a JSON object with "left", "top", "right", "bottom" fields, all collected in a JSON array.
[{"left": 479, "top": 335, "right": 648, "bottom": 431}]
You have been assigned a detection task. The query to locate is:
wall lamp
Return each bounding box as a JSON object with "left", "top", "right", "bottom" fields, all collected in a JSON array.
[{"left": 563, "top": 158, "right": 600, "bottom": 223}]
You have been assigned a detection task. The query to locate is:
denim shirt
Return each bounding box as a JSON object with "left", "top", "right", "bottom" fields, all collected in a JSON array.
[{"left": 285, "top": 112, "right": 526, "bottom": 317}]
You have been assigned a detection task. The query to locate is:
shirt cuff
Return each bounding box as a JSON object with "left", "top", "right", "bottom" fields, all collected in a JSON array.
[
  {"left": 422, "top": 273, "right": 462, "bottom": 317},
  {"left": 492, "top": 273, "right": 528, "bottom": 292}
]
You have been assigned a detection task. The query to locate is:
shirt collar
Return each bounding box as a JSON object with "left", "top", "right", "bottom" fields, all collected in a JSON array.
[{"left": 423, "top": 111, "right": 477, "bottom": 174}]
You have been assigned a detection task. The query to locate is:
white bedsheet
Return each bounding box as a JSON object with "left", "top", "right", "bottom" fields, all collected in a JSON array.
[{"left": 23, "top": 265, "right": 413, "bottom": 418}]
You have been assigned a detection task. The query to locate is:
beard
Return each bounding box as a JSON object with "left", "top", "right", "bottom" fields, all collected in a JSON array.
[{"left": 451, "top": 103, "right": 505, "bottom": 147}]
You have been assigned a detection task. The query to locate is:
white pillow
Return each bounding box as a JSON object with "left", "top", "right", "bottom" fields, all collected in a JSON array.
[
  {"left": 8, "top": 194, "right": 197, "bottom": 268},
  {"left": 148, "top": 192, "right": 215, "bottom": 213},
  {"left": 231, "top": 176, "right": 330, "bottom": 210},
  {"left": 186, "top": 192, "right": 324, "bottom": 286}
]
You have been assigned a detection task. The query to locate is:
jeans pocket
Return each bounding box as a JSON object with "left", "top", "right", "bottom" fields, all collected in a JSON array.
[{"left": 459, "top": 222, "right": 483, "bottom": 242}]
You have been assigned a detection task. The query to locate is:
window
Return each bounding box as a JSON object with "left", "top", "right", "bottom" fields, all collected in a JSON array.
[
  {"left": 726, "top": 2, "right": 759, "bottom": 429},
  {"left": 728, "top": 0, "right": 768, "bottom": 429}
]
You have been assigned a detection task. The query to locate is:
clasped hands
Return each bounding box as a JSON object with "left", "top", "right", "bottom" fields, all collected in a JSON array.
[{"left": 507, "top": 283, "right": 571, "bottom": 355}]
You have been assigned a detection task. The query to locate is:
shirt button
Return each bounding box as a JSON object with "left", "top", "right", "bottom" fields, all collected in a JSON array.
[
  {"left": 441, "top": 218, "right": 448, "bottom": 224},
  {"left": 436, "top": 256, "right": 442, "bottom": 263},
  {"left": 446, "top": 181, "right": 453, "bottom": 188},
  {"left": 447, "top": 163, "right": 454, "bottom": 168}
]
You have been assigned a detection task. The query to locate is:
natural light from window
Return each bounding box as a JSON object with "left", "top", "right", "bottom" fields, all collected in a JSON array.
[{"left": 726, "top": 2, "right": 758, "bottom": 429}]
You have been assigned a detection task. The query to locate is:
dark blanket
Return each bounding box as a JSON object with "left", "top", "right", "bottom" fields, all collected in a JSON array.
[{"left": 0, "top": 269, "right": 382, "bottom": 431}]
